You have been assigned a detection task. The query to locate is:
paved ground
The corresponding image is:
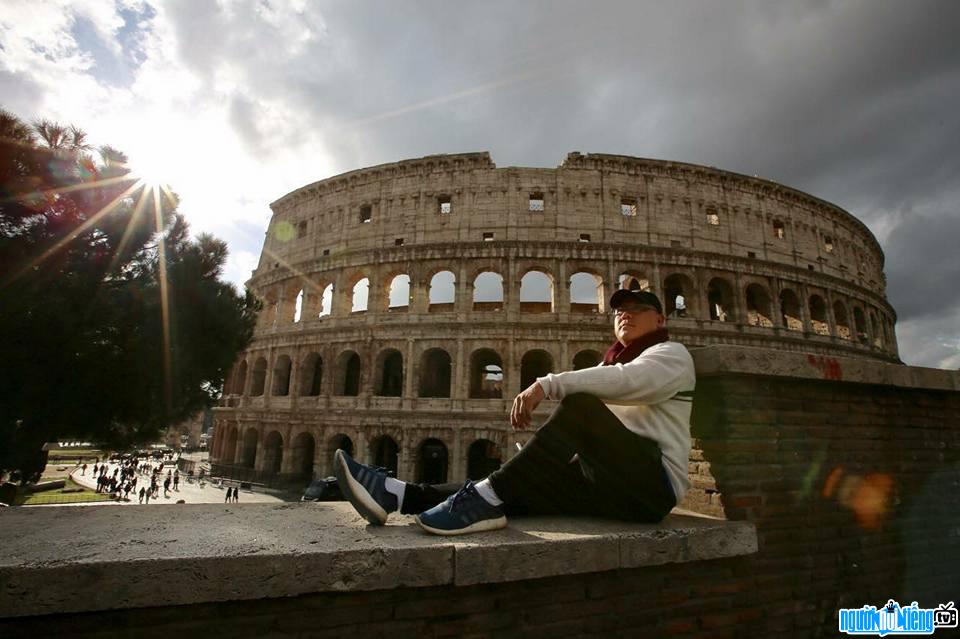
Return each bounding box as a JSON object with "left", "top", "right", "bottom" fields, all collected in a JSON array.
[{"left": 70, "top": 461, "right": 286, "bottom": 506}]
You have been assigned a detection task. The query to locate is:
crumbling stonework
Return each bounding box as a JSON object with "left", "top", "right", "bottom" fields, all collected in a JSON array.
[{"left": 211, "top": 152, "right": 899, "bottom": 494}]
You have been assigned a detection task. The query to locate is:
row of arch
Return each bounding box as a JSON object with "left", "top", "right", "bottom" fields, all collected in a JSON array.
[
  {"left": 227, "top": 347, "right": 603, "bottom": 399},
  {"left": 215, "top": 426, "right": 502, "bottom": 485},
  {"left": 263, "top": 268, "right": 894, "bottom": 354}
]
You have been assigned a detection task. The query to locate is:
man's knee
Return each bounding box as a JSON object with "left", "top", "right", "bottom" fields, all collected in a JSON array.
[{"left": 560, "top": 392, "right": 604, "bottom": 412}]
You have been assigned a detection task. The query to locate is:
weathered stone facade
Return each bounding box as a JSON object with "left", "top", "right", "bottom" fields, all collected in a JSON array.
[{"left": 211, "top": 152, "right": 899, "bottom": 493}]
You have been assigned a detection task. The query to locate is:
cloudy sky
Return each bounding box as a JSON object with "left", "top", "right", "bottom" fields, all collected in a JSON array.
[{"left": 1, "top": 0, "right": 958, "bottom": 369}]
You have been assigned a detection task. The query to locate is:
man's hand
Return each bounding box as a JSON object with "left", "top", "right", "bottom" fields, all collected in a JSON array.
[{"left": 510, "top": 382, "right": 545, "bottom": 429}]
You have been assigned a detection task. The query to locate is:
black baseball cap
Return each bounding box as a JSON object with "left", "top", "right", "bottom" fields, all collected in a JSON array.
[{"left": 609, "top": 288, "right": 664, "bottom": 315}]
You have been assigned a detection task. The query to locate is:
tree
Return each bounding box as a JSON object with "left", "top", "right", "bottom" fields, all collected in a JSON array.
[{"left": 0, "top": 107, "right": 259, "bottom": 482}]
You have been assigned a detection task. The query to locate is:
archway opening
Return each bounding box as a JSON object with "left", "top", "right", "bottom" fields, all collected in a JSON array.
[
  {"left": 573, "top": 350, "right": 601, "bottom": 370},
  {"left": 746, "top": 284, "right": 773, "bottom": 327},
  {"left": 569, "top": 272, "right": 602, "bottom": 313},
  {"left": 521, "top": 350, "right": 554, "bottom": 389},
  {"left": 520, "top": 271, "right": 553, "bottom": 313},
  {"left": 377, "top": 350, "right": 404, "bottom": 397},
  {"left": 467, "top": 439, "right": 502, "bottom": 480},
  {"left": 370, "top": 435, "right": 399, "bottom": 475},
  {"left": 473, "top": 271, "right": 504, "bottom": 311},
  {"left": 418, "top": 348, "right": 452, "bottom": 398},
  {"left": 470, "top": 349, "right": 503, "bottom": 399},
  {"left": 780, "top": 289, "right": 802, "bottom": 331},
  {"left": 416, "top": 438, "right": 449, "bottom": 484}
]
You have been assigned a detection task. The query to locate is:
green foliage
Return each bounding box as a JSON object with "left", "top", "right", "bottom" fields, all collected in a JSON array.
[{"left": 0, "top": 107, "right": 259, "bottom": 482}]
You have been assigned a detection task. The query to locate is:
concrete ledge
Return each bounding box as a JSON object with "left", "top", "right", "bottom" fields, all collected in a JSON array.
[
  {"left": 0, "top": 502, "right": 756, "bottom": 618},
  {"left": 691, "top": 344, "right": 959, "bottom": 391}
]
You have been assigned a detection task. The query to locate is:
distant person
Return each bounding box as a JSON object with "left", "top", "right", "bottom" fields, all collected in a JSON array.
[
  {"left": 675, "top": 294, "right": 686, "bottom": 317},
  {"left": 163, "top": 477, "right": 171, "bottom": 497},
  {"left": 81, "top": 463, "right": 87, "bottom": 476},
  {"left": 144, "top": 488, "right": 151, "bottom": 504},
  {"left": 233, "top": 487, "right": 239, "bottom": 503},
  {"left": 225, "top": 487, "right": 231, "bottom": 503},
  {"left": 138, "top": 487, "right": 145, "bottom": 504},
  {"left": 173, "top": 470, "right": 179, "bottom": 491}
]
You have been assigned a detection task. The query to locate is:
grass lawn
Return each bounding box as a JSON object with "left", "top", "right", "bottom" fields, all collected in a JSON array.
[
  {"left": 17, "top": 478, "right": 113, "bottom": 506},
  {"left": 47, "top": 448, "right": 106, "bottom": 461}
]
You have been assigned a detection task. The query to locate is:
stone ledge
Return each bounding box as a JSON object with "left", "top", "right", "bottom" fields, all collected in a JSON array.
[
  {"left": 0, "top": 502, "right": 756, "bottom": 619},
  {"left": 691, "top": 344, "right": 958, "bottom": 391}
]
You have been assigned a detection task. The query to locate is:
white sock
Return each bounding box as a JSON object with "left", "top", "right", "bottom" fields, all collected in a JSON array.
[
  {"left": 474, "top": 479, "right": 504, "bottom": 506},
  {"left": 384, "top": 477, "right": 406, "bottom": 510}
]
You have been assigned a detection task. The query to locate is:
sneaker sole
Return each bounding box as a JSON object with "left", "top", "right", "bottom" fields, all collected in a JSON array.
[
  {"left": 414, "top": 514, "right": 507, "bottom": 536},
  {"left": 334, "top": 450, "right": 388, "bottom": 526}
]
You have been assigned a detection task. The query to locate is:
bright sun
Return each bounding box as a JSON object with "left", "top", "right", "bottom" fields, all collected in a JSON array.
[{"left": 126, "top": 140, "right": 181, "bottom": 189}]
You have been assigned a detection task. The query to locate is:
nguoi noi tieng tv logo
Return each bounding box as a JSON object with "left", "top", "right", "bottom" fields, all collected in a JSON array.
[{"left": 838, "top": 599, "right": 957, "bottom": 636}]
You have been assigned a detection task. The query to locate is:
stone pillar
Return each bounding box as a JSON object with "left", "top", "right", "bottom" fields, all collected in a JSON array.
[
  {"left": 450, "top": 429, "right": 464, "bottom": 482},
  {"left": 798, "top": 283, "right": 811, "bottom": 333},
  {"left": 454, "top": 338, "right": 466, "bottom": 399},
  {"left": 556, "top": 259, "right": 569, "bottom": 315},
  {"left": 405, "top": 339, "right": 416, "bottom": 398},
  {"left": 457, "top": 262, "right": 470, "bottom": 313}
]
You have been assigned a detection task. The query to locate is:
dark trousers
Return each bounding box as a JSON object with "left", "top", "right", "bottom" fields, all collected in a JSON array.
[{"left": 401, "top": 393, "right": 677, "bottom": 523}]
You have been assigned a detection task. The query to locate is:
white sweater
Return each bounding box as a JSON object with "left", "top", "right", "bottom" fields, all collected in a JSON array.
[{"left": 535, "top": 341, "right": 696, "bottom": 504}]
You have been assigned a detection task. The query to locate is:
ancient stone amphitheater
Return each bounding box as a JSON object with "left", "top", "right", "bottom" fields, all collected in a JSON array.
[{"left": 210, "top": 151, "right": 899, "bottom": 490}]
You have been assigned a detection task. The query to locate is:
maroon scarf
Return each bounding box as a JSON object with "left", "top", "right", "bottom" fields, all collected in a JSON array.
[{"left": 602, "top": 327, "right": 670, "bottom": 366}]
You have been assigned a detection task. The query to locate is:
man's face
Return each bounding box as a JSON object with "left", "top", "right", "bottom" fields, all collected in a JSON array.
[{"left": 613, "top": 303, "right": 665, "bottom": 345}]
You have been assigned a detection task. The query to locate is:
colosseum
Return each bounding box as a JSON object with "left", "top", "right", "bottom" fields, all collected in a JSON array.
[{"left": 210, "top": 151, "right": 899, "bottom": 498}]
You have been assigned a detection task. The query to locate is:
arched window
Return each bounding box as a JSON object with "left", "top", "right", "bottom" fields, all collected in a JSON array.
[
  {"left": 854, "top": 307, "right": 868, "bottom": 344},
  {"left": 833, "top": 301, "right": 851, "bottom": 340},
  {"left": 418, "top": 348, "right": 452, "bottom": 398},
  {"left": 335, "top": 351, "right": 362, "bottom": 396},
  {"left": 388, "top": 274, "right": 410, "bottom": 310},
  {"left": 328, "top": 433, "right": 354, "bottom": 459},
  {"left": 707, "top": 277, "right": 735, "bottom": 322},
  {"left": 428, "top": 270, "right": 456, "bottom": 311},
  {"left": 469, "top": 349, "right": 503, "bottom": 399},
  {"left": 467, "top": 439, "right": 502, "bottom": 480},
  {"left": 299, "top": 353, "right": 322, "bottom": 396},
  {"left": 240, "top": 428, "right": 258, "bottom": 468},
  {"left": 780, "top": 289, "right": 802, "bottom": 331},
  {"left": 416, "top": 438, "right": 449, "bottom": 484},
  {"left": 664, "top": 274, "right": 694, "bottom": 318},
  {"left": 251, "top": 357, "right": 267, "bottom": 396},
  {"left": 573, "top": 350, "right": 601, "bottom": 370},
  {"left": 318, "top": 283, "right": 333, "bottom": 318},
  {"left": 809, "top": 295, "right": 829, "bottom": 335},
  {"left": 352, "top": 278, "right": 369, "bottom": 313},
  {"left": 870, "top": 312, "right": 883, "bottom": 348},
  {"left": 376, "top": 349, "right": 404, "bottom": 397},
  {"left": 521, "top": 350, "right": 554, "bottom": 389},
  {"left": 618, "top": 273, "right": 650, "bottom": 292},
  {"left": 291, "top": 432, "right": 315, "bottom": 482},
  {"left": 370, "top": 435, "right": 399, "bottom": 475},
  {"left": 293, "top": 289, "right": 304, "bottom": 323},
  {"left": 569, "top": 271, "right": 602, "bottom": 313},
  {"left": 232, "top": 360, "right": 248, "bottom": 395},
  {"left": 473, "top": 271, "right": 504, "bottom": 311},
  {"left": 272, "top": 355, "right": 292, "bottom": 396},
  {"left": 520, "top": 271, "right": 553, "bottom": 312},
  {"left": 263, "top": 431, "right": 283, "bottom": 475},
  {"left": 745, "top": 284, "right": 773, "bottom": 327},
  {"left": 221, "top": 426, "right": 239, "bottom": 464}
]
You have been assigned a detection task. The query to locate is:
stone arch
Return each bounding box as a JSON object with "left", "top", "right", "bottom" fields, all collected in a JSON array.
[
  {"left": 327, "top": 433, "right": 354, "bottom": 460},
  {"left": 833, "top": 301, "right": 851, "bottom": 340},
  {"left": 569, "top": 271, "right": 603, "bottom": 313},
  {"left": 271, "top": 355, "right": 292, "bottom": 396},
  {"left": 521, "top": 349, "right": 554, "bottom": 389},
  {"left": 263, "top": 431, "right": 283, "bottom": 475},
  {"left": 467, "top": 439, "right": 502, "bottom": 480},
  {"left": 318, "top": 283, "right": 333, "bottom": 318},
  {"left": 370, "top": 435, "right": 399, "bottom": 475},
  {"left": 416, "top": 438, "right": 449, "bottom": 484},
  {"left": 388, "top": 274, "right": 411, "bottom": 310},
  {"left": 291, "top": 432, "right": 315, "bottom": 482},
  {"left": 418, "top": 348, "right": 452, "bottom": 398},
  {"left": 250, "top": 357, "right": 267, "bottom": 396},
  {"left": 293, "top": 289, "right": 304, "bottom": 323},
  {"left": 780, "top": 289, "right": 803, "bottom": 331},
  {"left": 663, "top": 273, "right": 695, "bottom": 318},
  {"left": 351, "top": 277, "right": 370, "bottom": 313},
  {"left": 618, "top": 271, "right": 650, "bottom": 292},
  {"left": 469, "top": 348, "right": 503, "bottom": 399},
  {"left": 854, "top": 306, "right": 868, "bottom": 344},
  {"left": 519, "top": 270, "right": 554, "bottom": 313},
  {"left": 473, "top": 271, "right": 504, "bottom": 311},
  {"left": 221, "top": 425, "right": 239, "bottom": 464},
  {"left": 809, "top": 295, "right": 829, "bottom": 335},
  {"left": 240, "top": 428, "right": 258, "bottom": 468},
  {"left": 573, "top": 349, "right": 602, "bottom": 370},
  {"left": 335, "top": 350, "right": 362, "bottom": 396},
  {"left": 707, "top": 277, "right": 735, "bottom": 322},
  {"left": 428, "top": 270, "right": 456, "bottom": 311},
  {"left": 745, "top": 283, "right": 773, "bottom": 328},
  {"left": 299, "top": 352, "right": 323, "bottom": 396},
  {"left": 375, "top": 348, "right": 404, "bottom": 397},
  {"left": 232, "top": 360, "right": 247, "bottom": 395}
]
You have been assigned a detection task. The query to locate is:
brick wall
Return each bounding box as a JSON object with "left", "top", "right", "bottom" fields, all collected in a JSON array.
[{"left": 3, "top": 371, "right": 956, "bottom": 638}]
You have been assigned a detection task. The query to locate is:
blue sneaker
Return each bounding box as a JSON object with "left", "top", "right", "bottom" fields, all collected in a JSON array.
[
  {"left": 334, "top": 449, "right": 397, "bottom": 525},
  {"left": 415, "top": 480, "right": 507, "bottom": 536}
]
